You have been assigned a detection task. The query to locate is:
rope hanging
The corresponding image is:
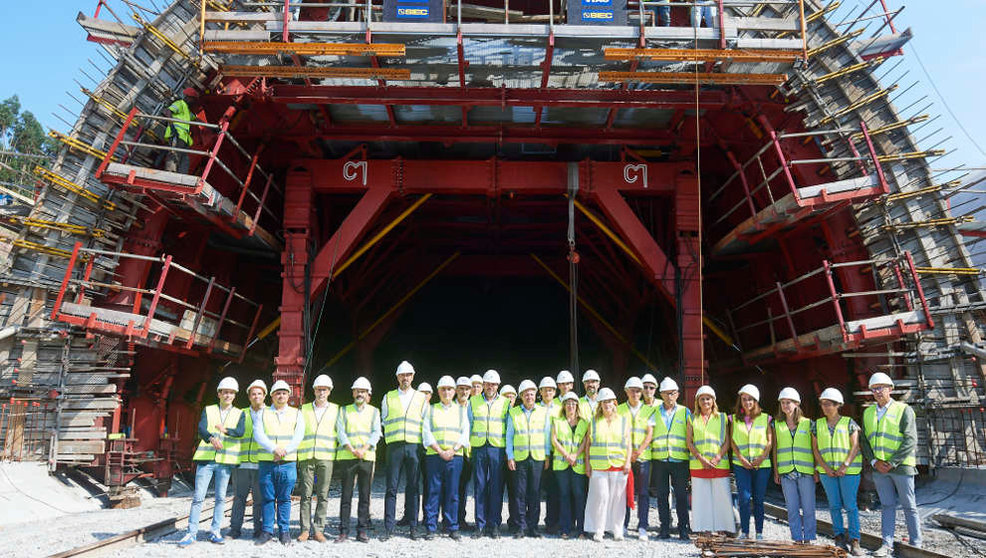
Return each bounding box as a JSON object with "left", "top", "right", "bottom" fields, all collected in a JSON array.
[{"left": 567, "top": 163, "right": 581, "bottom": 375}]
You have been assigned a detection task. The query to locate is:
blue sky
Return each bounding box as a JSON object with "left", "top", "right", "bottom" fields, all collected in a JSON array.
[{"left": 1, "top": 0, "right": 984, "bottom": 171}]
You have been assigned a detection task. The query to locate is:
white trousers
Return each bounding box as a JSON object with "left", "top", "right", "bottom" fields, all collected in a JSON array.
[
  {"left": 691, "top": 476, "right": 735, "bottom": 533},
  {"left": 584, "top": 470, "right": 628, "bottom": 536}
]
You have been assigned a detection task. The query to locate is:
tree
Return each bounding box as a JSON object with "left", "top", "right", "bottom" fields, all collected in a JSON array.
[{"left": 0, "top": 95, "right": 55, "bottom": 190}]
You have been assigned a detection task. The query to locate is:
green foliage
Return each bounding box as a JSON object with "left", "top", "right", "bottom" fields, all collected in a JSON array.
[{"left": 0, "top": 95, "right": 56, "bottom": 192}]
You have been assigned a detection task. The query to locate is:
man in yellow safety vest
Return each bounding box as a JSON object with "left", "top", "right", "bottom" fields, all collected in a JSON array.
[
  {"left": 381, "top": 361, "right": 428, "bottom": 540},
  {"left": 161, "top": 87, "right": 198, "bottom": 174},
  {"left": 296, "top": 374, "right": 339, "bottom": 542},
  {"left": 506, "top": 380, "right": 552, "bottom": 538},
  {"left": 468, "top": 369, "right": 510, "bottom": 538},
  {"left": 229, "top": 379, "right": 267, "bottom": 540},
  {"left": 335, "top": 376, "right": 382, "bottom": 543},
  {"left": 422, "top": 376, "right": 470, "bottom": 540},
  {"left": 253, "top": 380, "right": 306, "bottom": 545}
]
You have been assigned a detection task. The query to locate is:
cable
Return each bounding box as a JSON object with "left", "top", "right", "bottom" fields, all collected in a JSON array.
[
  {"left": 0, "top": 465, "right": 75, "bottom": 514},
  {"left": 916, "top": 468, "right": 963, "bottom": 506},
  {"left": 909, "top": 43, "right": 986, "bottom": 159}
]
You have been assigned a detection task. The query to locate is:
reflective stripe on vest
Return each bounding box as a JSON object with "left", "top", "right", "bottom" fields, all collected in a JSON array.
[
  {"left": 863, "top": 400, "right": 915, "bottom": 467},
  {"left": 469, "top": 394, "right": 509, "bottom": 448},
  {"left": 239, "top": 407, "right": 260, "bottom": 464},
  {"left": 616, "top": 402, "right": 655, "bottom": 462},
  {"left": 383, "top": 390, "right": 427, "bottom": 444},
  {"left": 774, "top": 417, "right": 815, "bottom": 474},
  {"left": 689, "top": 412, "right": 729, "bottom": 471},
  {"left": 589, "top": 414, "right": 628, "bottom": 471},
  {"left": 336, "top": 404, "right": 379, "bottom": 462},
  {"left": 552, "top": 417, "right": 588, "bottom": 475},
  {"left": 578, "top": 397, "right": 597, "bottom": 421},
  {"left": 650, "top": 404, "right": 689, "bottom": 461},
  {"left": 192, "top": 405, "right": 243, "bottom": 464},
  {"left": 427, "top": 402, "right": 467, "bottom": 456},
  {"left": 298, "top": 402, "right": 340, "bottom": 461},
  {"left": 256, "top": 406, "right": 300, "bottom": 462},
  {"left": 509, "top": 405, "right": 548, "bottom": 461},
  {"left": 731, "top": 413, "right": 772, "bottom": 469},
  {"left": 541, "top": 401, "right": 563, "bottom": 421},
  {"left": 815, "top": 416, "right": 862, "bottom": 475}
]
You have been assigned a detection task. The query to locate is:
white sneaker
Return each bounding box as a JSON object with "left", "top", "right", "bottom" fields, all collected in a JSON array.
[
  {"left": 593, "top": 532, "right": 604, "bottom": 542},
  {"left": 613, "top": 531, "right": 625, "bottom": 542},
  {"left": 737, "top": 533, "right": 749, "bottom": 540},
  {"left": 638, "top": 528, "right": 648, "bottom": 541},
  {"left": 872, "top": 545, "right": 891, "bottom": 557}
]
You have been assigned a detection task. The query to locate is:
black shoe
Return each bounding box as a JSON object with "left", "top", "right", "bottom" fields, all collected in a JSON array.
[
  {"left": 490, "top": 527, "right": 501, "bottom": 539},
  {"left": 396, "top": 516, "right": 410, "bottom": 527},
  {"left": 449, "top": 531, "right": 461, "bottom": 541},
  {"left": 679, "top": 527, "right": 691, "bottom": 541},
  {"left": 422, "top": 531, "right": 435, "bottom": 541},
  {"left": 356, "top": 531, "right": 369, "bottom": 543},
  {"left": 334, "top": 533, "right": 349, "bottom": 543},
  {"left": 658, "top": 529, "right": 671, "bottom": 540},
  {"left": 471, "top": 530, "right": 484, "bottom": 540},
  {"left": 379, "top": 531, "right": 391, "bottom": 542},
  {"left": 527, "top": 529, "right": 541, "bottom": 538},
  {"left": 545, "top": 526, "right": 559, "bottom": 535},
  {"left": 254, "top": 532, "right": 273, "bottom": 546},
  {"left": 461, "top": 522, "right": 474, "bottom": 532},
  {"left": 409, "top": 528, "right": 418, "bottom": 541},
  {"left": 279, "top": 531, "right": 291, "bottom": 545},
  {"left": 513, "top": 531, "right": 525, "bottom": 539},
  {"left": 228, "top": 529, "right": 241, "bottom": 540}
]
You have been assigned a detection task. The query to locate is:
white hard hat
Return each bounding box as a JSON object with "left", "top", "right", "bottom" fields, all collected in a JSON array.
[
  {"left": 270, "top": 380, "right": 291, "bottom": 394},
  {"left": 456, "top": 376, "right": 473, "bottom": 387},
  {"left": 396, "top": 360, "right": 415, "bottom": 376},
  {"left": 624, "top": 377, "right": 644, "bottom": 390},
  {"left": 560, "top": 392, "right": 579, "bottom": 404},
  {"left": 312, "top": 374, "right": 333, "bottom": 389},
  {"left": 556, "top": 370, "right": 575, "bottom": 384},
  {"left": 351, "top": 376, "right": 372, "bottom": 391},
  {"left": 695, "top": 385, "right": 716, "bottom": 399},
  {"left": 247, "top": 379, "right": 267, "bottom": 395},
  {"left": 738, "top": 383, "right": 760, "bottom": 402},
  {"left": 518, "top": 379, "right": 537, "bottom": 394},
  {"left": 217, "top": 377, "right": 239, "bottom": 392},
  {"left": 483, "top": 369, "right": 501, "bottom": 384},
  {"left": 819, "top": 387, "right": 844, "bottom": 405},
  {"left": 596, "top": 387, "right": 617, "bottom": 402},
  {"left": 778, "top": 387, "right": 801, "bottom": 404},
  {"left": 417, "top": 382, "right": 433, "bottom": 394},
  {"left": 868, "top": 372, "right": 894, "bottom": 388},
  {"left": 500, "top": 384, "right": 517, "bottom": 396},
  {"left": 659, "top": 377, "right": 679, "bottom": 392},
  {"left": 539, "top": 376, "right": 557, "bottom": 389},
  {"left": 582, "top": 369, "right": 600, "bottom": 382},
  {"left": 641, "top": 373, "right": 658, "bottom": 386},
  {"left": 437, "top": 376, "right": 456, "bottom": 389},
  {"left": 470, "top": 374, "right": 484, "bottom": 384}
]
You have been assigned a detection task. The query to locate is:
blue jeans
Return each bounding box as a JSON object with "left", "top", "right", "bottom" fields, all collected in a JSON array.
[
  {"left": 624, "top": 460, "right": 651, "bottom": 530},
  {"left": 691, "top": 4, "right": 716, "bottom": 28},
  {"left": 555, "top": 468, "right": 587, "bottom": 536},
  {"left": 780, "top": 473, "right": 817, "bottom": 541},
  {"left": 734, "top": 466, "right": 770, "bottom": 535},
  {"left": 188, "top": 461, "right": 232, "bottom": 537},
  {"left": 259, "top": 461, "right": 297, "bottom": 536},
  {"left": 424, "top": 454, "right": 464, "bottom": 533},
  {"left": 819, "top": 473, "right": 860, "bottom": 540},
  {"left": 473, "top": 445, "right": 506, "bottom": 531},
  {"left": 872, "top": 472, "right": 922, "bottom": 547}
]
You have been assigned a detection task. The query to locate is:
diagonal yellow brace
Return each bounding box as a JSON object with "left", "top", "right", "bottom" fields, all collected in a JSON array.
[
  {"left": 331, "top": 194, "right": 433, "bottom": 279},
  {"left": 34, "top": 166, "right": 116, "bottom": 211},
  {"left": 133, "top": 13, "right": 192, "bottom": 60}
]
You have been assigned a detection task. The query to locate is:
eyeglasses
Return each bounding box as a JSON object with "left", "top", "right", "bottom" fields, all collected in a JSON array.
[
  {"left": 643, "top": 386, "right": 657, "bottom": 390},
  {"left": 870, "top": 386, "right": 891, "bottom": 393},
  {"left": 663, "top": 390, "right": 679, "bottom": 395}
]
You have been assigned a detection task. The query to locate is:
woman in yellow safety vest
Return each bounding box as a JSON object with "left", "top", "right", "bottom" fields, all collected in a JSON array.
[
  {"left": 812, "top": 388, "right": 863, "bottom": 556},
  {"left": 730, "top": 384, "right": 773, "bottom": 540},
  {"left": 584, "top": 388, "right": 631, "bottom": 542},
  {"left": 551, "top": 391, "right": 589, "bottom": 539},
  {"left": 686, "top": 385, "right": 733, "bottom": 535},
  {"left": 771, "top": 387, "right": 817, "bottom": 545}
]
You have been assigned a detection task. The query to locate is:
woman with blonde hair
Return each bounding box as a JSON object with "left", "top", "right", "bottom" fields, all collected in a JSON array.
[
  {"left": 731, "top": 384, "right": 773, "bottom": 540},
  {"left": 552, "top": 391, "right": 589, "bottom": 539},
  {"left": 772, "top": 387, "right": 816, "bottom": 545},
  {"left": 583, "top": 388, "right": 631, "bottom": 542},
  {"left": 686, "top": 385, "right": 734, "bottom": 535}
]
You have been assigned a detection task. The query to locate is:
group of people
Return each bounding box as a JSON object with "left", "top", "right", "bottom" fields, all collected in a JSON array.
[{"left": 178, "top": 365, "right": 921, "bottom": 558}]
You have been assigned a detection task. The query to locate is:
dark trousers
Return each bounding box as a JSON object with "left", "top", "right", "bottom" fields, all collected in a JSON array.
[
  {"left": 458, "top": 456, "right": 472, "bottom": 525},
  {"left": 556, "top": 468, "right": 587, "bottom": 536},
  {"left": 472, "top": 445, "right": 505, "bottom": 531},
  {"left": 384, "top": 441, "right": 420, "bottom": 531},
  {"left": 625, "top": 460, "right": 652, "bottom": 530},
  {"left": 506, "top": 462, "right": 519, "bottom": 531},
  {"left": 419, "top": 447, "right": 427, "bottom": 523},
  {"left": 543, "top": 466, "right": 559, "bottom": 530},
  {"left": 512, "top": 458, "right": 544, "bottom": 533},
  {"left": 424, "top": 454, "right": 464, "bottom": 533},
  {"left": 230, "top": 466, "right": 262, "bottom": 534},
  {"left": 653, "top": 459, "right": 690, "bottom": 533},
  {"left": 339, "top": 459, "right": 374, "bottom": 534}
]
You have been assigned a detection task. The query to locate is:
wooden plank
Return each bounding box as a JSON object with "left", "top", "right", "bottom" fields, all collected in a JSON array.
[
  {"left": 204, "top": 11, "right": 281, "bottom": 23},
  {"left": 57, "top": 429, "right": 108, "bottom": 440},
  {"left": 733, "top": 16, "right": 799, "bottom": 32},
  {"left": 64, "top": 399, "right": 121, "bottom": 411},
  {"left": 57, "top": 441, "right": 106, "bottom": 454},
  {"left": 203, "top": 29, "right": 270, "bottom": 41},
  {"left": 63, "top": 384, "right": 118, "bottom": 394}
]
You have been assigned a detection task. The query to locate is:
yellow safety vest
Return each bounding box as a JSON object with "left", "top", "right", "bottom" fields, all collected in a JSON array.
[
  {"left": 298, "top": 402, "right": 340, "bottom": 461},
  {"left": 469, "top": 394, "right": 509, "bottom": 448},
  {"left": 256, "top": 406, "right": 300, "bottom": 462},
  {"left": 617, "top": 402, "right": 655, "bottom": 462},
  {"left": 650, "top": 404, "right": 689, "bottom": 461},
  {"left": 689, "top": 412, "right": 729, "bottom": 471},
  {"left": 509, "top": 405, "right": 549, "bottom": 461},
  {"left": 541, "top": 400, "right": 563, "bottom": 421},
  {"left": 336, "top": 404, "right": 379, "bottom": 462},
  {"left": 589, "top": 414, "right": 628, "bottom": 471},
  {"left": 192, "top": 405, "right": 243, "bottom": 465},
  {"left": 863, "top": 401, "right": 915, "bottom": 467},
  {"left": 426, "top": 402, "right": 467, "bottom": 457},
  {"left": 731, "top": 413, "right": 772, "bottom": 469},
  {"left": 552, "top": 417, "right": 588, "bottom": 475},
  {"left": 815, "top": 417, "right": 862, "bottom": 475},
  {"left": 239, "top": 407, "right": 260, "bottom": 464},
  {"left": 383, "top": 390, "right": 427, "bottom": 445},
  {"left": 774, "top": 417, "right": 815, "bottom": 474},
  {"left": 164, "top": 99, "right": 194, "bottom": 146},
  {"left": 578, "top": 396, "right": 597, "bottom": 421},
  {"left": 457, "top": 399, "right": 472, "bottom": 458}
]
